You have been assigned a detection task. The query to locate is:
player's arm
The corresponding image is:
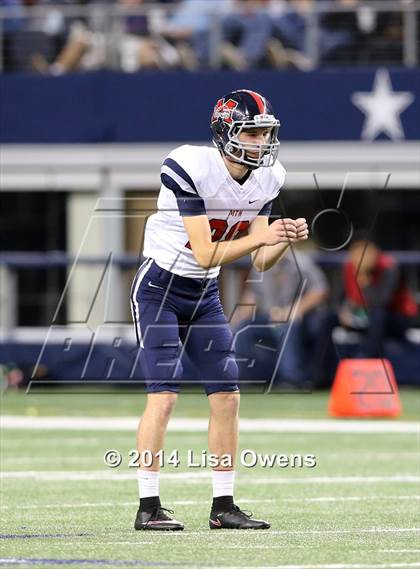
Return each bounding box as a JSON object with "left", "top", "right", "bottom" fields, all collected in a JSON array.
[
  {"left": 182, "top": 215, "right": 297, "bottom": 269},
  {"left": 249, "top": 216, "right": 309, "bottom": 272}
]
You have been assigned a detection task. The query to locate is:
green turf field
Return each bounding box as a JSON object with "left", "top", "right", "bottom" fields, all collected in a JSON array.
[{"left": 1, "top": 389, "right": 419, "bottom": 569}]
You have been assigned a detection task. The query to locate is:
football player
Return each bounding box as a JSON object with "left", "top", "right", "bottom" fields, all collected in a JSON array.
[{"left": 131, "top": 89, "right": 308, "bottom": 531}]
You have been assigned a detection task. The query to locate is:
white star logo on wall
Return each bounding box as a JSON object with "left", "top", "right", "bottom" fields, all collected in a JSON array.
[{"left": 351, "top": 68, "right": 414, "bottom": 141}]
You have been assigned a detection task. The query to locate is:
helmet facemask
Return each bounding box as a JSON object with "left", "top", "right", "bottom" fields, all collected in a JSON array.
[{"left": 224, "top": 115, "right": 280, "bottom": 169}]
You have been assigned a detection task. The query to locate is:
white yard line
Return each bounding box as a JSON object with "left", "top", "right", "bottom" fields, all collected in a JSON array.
[
  {"left": 222, "top": 546, "right": 309, "bottom": 549},
  {"left": 2, "top": 416, "right": 419, "bottom": 434},
  {"left": 198, "top": 564, "right": 420, "bottom": 569},
  {"left": 0, "top": 560, "right": 420, "bottom": 569},
  {"left": 378, "top": 550, "right": 420, "bottom": 553},
  {"left": 0, "top": 528, "right": 419, "bottom": 538},
  {"left": 2, "top": 496, "right": 418, "bottom": 510},
  {"left": 136, "top": 528, "right": 420, "bottom": 537},
  {"left": 3, "top": 451, "right": 419, "bottom": 465},
  {"left": 7, "top": 558, "right": 413, "bottom": 569},
  {"left": 0, "top": 499, "right": 274, "bottom": 510},
  {"left": 96, "top": 541, "right": 155, "bottom": 546},
  {"left": 256, "top": 528, "right": 420, "bottom": 535},
  {"left": 2, "top": 457, "right": 98, "bottom": 464},
  {"left": 224, "top": 545, "right": 420, "bottom": 552},
  {"left": 282, "top": 495, "right": 420, "bottom": 502},
  {"left": 1, "top": 471, "right": 419, "bottom": 484}
]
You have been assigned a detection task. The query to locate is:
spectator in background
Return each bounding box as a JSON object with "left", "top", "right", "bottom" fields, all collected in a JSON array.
[
  {"left": 0, "top": 0, "right": 25, "bottom": 72},
  {"left": 1, "top": 0, "right": 72, "bottom": 73},
  {"left": 31, "top": 0, "right": 92, "bottom": 75},
  {"left": 118, "top": 0, "right": 176, "bottom": 71},
  {"left": 3, "top": 363, "right": 25, "bottom": 390},
  {"left": 234, "top": 245, "right": 329, "bottom": 388},
  {"left": 339, "top": 235, "right": 418, "bottom": 357},
  {"left": 319, "top": 0, "right": 360, "bottom": 64},
  {"left": 267, "top": 0, "right": 313, "bottom": 69},
  {"left": 29, "top": 0, "right": 97, "bottom": 76},
  {"left": 220, "top": 0, "right": 273, "bottom": 70},
  {"left": 159, "top": 0, "right": 220, "bottom": 69},
  {"left": 31, "top": 0, "right": 174, "bottom": 74},
  {"left": 0, "top": 0, "right": 408, "bottom": 73},
  {"left": 318, "top": 0, "right": 403, "bottom": 65},
  {"left": 0, "top": 362, "right": 51, "bottom": 390},
  {"left": 356, "top": 4, "right": 403, "bottom": 65}
]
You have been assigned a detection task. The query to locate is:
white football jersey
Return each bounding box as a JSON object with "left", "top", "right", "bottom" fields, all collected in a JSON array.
[{"left": 143, "top": 144, "right": 286, "bottom": 278}]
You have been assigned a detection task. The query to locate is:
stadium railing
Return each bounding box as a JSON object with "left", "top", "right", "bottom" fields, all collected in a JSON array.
[
  {"left": 1, "top": 250, "right": 419, "bottom": 331},
  {"left": 0, "top": 0, "right": 419, "bottom": 73}
]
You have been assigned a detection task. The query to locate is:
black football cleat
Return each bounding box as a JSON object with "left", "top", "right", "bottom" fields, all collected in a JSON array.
[
  {"left": 135, "top": 506, "right": 184, "bottom": 531},
  {"left": 209, "top": 504, "right": 270, "bottom": 530}
]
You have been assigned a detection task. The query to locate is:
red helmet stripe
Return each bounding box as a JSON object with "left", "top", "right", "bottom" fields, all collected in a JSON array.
[{"left": 240, "top": 89, "right": 266, "bottom": 114}]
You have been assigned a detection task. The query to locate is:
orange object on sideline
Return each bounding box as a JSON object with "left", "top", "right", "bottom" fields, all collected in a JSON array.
[{"left": 328, "top": 359, "right": 401, "bottom": 418}]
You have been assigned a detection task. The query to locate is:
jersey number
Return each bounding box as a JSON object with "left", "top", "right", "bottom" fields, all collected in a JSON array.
[{"left": 185, "top": 219, "right": 250, "bottom": 249}]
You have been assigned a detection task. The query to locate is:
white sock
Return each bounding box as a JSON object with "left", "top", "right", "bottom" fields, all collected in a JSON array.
[
  {"left": 138, "top": 469, "right": 159, "bottom": 499},
  {"left": 212, "top": 470, "right": 235, "bottom": 498}
]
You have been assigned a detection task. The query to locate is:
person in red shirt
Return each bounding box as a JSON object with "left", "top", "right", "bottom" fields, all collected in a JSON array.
[{"left": 339, "top": 235, "right": 418, "bottom": 358}]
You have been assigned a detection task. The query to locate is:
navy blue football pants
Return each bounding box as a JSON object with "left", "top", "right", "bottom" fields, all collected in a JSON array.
[{"left": 130, "top": 258, "right": 239, "bottom": 395}]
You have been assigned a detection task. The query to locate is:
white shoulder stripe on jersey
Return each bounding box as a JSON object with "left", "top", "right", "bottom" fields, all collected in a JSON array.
[
  {"left": 130, "top": 257, "right": 153, "bottom": 349},
  {"left": 161, "top": 164, "right": 196, "bottom": 194}
]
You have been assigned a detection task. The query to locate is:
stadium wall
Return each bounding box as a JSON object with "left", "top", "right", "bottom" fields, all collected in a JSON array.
[
  {"left": 0, "top": 69, "right": 419, "bottom": 143},
  {"left": 1, "top": 69, "right": 419, "bottom": 385}
]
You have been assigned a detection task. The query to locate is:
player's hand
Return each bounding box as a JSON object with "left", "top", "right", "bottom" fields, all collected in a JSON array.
[
  {"left": 264, "top": 218, "right": 297, "bottom": 246},
  {"left": 295, "top": 218, "right": 309, "bottom": 241}
]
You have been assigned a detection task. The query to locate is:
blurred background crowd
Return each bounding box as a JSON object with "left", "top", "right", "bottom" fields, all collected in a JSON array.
[
  {"left": 1, "top": 231, "right": 419, "bottom": 391},
  {"left": 1, "top": 0, "right": 419, "bottom": 391},
  {"left": 233, "top": 235, "right": 419, "bottom": 390},
  {"left": 1, "top": 0, "right": 419, "bottom": 74}
]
